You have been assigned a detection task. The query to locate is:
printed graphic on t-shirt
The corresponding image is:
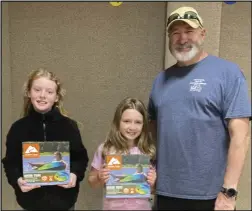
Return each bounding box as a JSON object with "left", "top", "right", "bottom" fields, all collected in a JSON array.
[{"left": 189, "top": 79, "right": 207, "bottom": 92}]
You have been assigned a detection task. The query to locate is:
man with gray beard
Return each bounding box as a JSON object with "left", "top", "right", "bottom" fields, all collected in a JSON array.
[{"left": 148, "top": 6, "right": 251, "bottom": 210}]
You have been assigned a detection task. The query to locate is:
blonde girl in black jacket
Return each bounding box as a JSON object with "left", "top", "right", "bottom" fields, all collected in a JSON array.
[{"left": 2, "top": 68, "right": 89, "bottom": 210}]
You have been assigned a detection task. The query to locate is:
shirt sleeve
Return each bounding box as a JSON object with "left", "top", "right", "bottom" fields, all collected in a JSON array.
[
  {"left": 1, "top": 123, "right": 23, "bottom": 190},
  {"left": 223, "top": 73, "right": 251, "bottom": 120},
  {"left": 69, "top": 120, "right": 89, "bottom": 182},
  {"left": 91, "top": 144, "right": 105, "bottom": 170}
]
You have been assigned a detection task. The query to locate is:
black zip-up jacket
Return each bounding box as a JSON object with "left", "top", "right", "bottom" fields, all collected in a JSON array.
[{"left": 2, "top": 107, "right": 89, "bottom": 210}]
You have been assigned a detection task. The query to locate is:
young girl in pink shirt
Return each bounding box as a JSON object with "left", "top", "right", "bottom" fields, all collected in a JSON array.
[{"left": 88, "top": 97, "right": 156, "bottom": 210}]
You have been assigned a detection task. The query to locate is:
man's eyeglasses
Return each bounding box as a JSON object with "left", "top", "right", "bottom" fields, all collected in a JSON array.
[{"left": 167, "top": 11, "right": 203, "bottom": 28}]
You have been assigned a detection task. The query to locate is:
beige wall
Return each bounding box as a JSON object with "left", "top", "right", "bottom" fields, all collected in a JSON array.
[
  {"left": 2, "top": 2, "right": 251, "bottom": 210},
  {"left": 2, "top": 3, "right": 16, "bottom": 209}
]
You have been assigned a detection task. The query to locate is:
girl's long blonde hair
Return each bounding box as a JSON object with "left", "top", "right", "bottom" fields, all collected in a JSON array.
[
  {"left": 102, "top": 97, "right": 156, "bottom": 160},
  {"left": 22, "top": 68, "right": 68, "bottom": 117}
]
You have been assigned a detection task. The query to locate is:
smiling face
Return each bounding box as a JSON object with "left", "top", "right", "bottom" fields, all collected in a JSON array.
[
  {"left": 169, "top": 21, "right": 206, "bottom": 64},
  {"left": 28, "top": 77, "right": 58, "bottom": 114},
  {"left": 119, "top": 109, "right": 143, "bottom": 145}
]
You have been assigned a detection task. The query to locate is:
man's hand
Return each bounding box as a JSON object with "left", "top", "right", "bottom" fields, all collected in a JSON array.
[
  {"left": 214, "top": 192, "right": 236, "bottom": 210},
  {"left": 58, "top": 173, "right": 77, "bottom": 188},
  {"left": 17, "top": 177, "right": 41, "bottom": 192}
]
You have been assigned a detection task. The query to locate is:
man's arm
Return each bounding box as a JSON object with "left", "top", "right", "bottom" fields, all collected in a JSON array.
[{"left": 223, "top": 118, "right": 250, "bottom": 189}]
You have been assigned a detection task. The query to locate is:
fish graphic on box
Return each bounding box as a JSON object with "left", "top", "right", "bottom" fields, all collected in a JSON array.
[
  {"left": 105, "top": 154, "right": 151, "bottom": 198},
  {"left": 22, "top": 141, "right": 70, "bottom": 186}
]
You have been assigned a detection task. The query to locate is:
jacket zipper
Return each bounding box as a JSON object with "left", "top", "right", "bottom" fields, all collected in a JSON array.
[{"left": 42, "top": 115, "right": 47, "bottom": 141}]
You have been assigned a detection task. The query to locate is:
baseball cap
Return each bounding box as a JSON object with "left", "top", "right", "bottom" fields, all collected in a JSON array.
[{"left": 167, "top": 6, "right": 204, "bottom": 32}]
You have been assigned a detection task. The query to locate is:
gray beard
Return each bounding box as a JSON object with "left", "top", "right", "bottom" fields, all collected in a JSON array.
[
  {"left": 170, "top": 40, "right": 203, "bottom": 63},
  {"left": 172, "top": 44, "right": 201, "bottom": 62}
]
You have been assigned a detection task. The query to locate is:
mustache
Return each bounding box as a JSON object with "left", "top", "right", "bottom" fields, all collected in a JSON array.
[{"left": 175, "top": 43, "right": 193, "bottom": 50}]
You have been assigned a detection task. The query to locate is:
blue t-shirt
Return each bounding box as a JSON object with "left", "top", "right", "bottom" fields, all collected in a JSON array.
[{"left": 148, "top": 55, "right": 251, "bottom": 200}]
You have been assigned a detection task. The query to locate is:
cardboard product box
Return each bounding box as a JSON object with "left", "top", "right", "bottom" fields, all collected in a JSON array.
[
  {"left": 105, "top": 154, "right": 151, "bottom": 198},
  {"left": 22, "top": 141, "right": 70, "bottom": 186}
]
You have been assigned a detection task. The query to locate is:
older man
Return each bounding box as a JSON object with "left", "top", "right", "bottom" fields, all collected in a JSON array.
[{"left": 148, "top": 6, "right": 251, "bottom": 210}]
